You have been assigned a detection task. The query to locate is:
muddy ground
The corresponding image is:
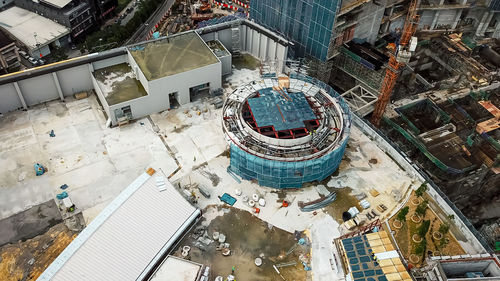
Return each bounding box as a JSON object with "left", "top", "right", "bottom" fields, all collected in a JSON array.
[
  {"left": 0, "top": 223, "right": 77, "bottom": 281},
  {"left": 173, "top": 207, "right": 310, "bottom": 281}
]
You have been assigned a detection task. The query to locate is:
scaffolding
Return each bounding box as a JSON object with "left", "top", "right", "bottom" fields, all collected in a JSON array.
[
  {"left": 333, "top": 47, "right": 385, "bottom": 91},
  {"left": 383, "top": 117, "right": 476, "bottom": 174},
  {"left": 231, "top": 24, "right": 241, "bottom": 57}
]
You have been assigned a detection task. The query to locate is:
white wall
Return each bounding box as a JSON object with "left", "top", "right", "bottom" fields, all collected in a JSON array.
[
  {"left": 56, "top": 64, "right": 93, "bottom": 96},
  {"left": 220, "top": 54, "right": 232, "bottom": 76},
  {"left": 127, "top": 51, "right": 149, "bottom": 93},
  {"left": 30, "top": 45, "right": 51, "bottom": 58},
  {"left": 17, "top": 74, "right": 59, "bottom": 106},
  {"left": 107, "top": 62, "right": 222, "bottom": 125},
  {"left": 92, "top": 54, "right": 128, "bottom": 70},
  {"left": 0, "top": 83, "right": 22, "bottom": 113},
  {"left": 91, "top": 73, "right": 111, "bottom": 120}
]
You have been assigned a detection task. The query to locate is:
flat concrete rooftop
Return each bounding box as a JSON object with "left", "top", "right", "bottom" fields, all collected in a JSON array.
[
  {"left": 0, "top": 7, "right": 69, "bottom": 50},
  {"left": 94, "top": 63, "right": 147, "bottom": 106},
  {"left": 129, "top": 31, "right": 219, "bottom": 81}
]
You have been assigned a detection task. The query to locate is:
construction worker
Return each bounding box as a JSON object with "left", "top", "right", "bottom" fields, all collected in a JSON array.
[{"left": 231, "top": 265, "right": 235, "bottom": 274}]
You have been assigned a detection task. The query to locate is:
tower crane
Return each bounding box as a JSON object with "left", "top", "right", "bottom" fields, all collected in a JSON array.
[{"left": 370, "top": 0, "right": 420, "bottom": 126}]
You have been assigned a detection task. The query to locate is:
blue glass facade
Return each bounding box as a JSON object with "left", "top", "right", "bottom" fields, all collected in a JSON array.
[
  {"left": 250, "top": 0, "right": 340, "bottom": 61},
  {"left": 229, "top": 139, "right": 348, "bottom": 188}
]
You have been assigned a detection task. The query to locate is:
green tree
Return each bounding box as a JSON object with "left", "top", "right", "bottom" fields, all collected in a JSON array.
[
  {"left": 415, "top": 239, "right": 427, "bottom": 255},
  {"left": 415, "top": 183, "right": 428, "bottom": 197},
  {"left": 439, "top": 223, "right": 450, "bottom": 234},
  {"left": 397, "top": 206, "right": 409, "bottom": 222},
  {"left": 418, "top": 220, "right": 431, "bottom": 237},
  {"left": 415, "top": 200, "right": 428, "bottom": 216}
]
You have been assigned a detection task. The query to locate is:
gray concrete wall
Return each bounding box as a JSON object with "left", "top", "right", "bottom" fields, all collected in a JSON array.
[
  {"left": 56, "top": 64, "right": 93, "bottom": 97},
  {"left": 0, "top": 83, "right": 22, "bottom": 113},
  {"left": 389, "top": 17, "right": 405, "bottom": 32},
  {"left": 107, "top": 62, "right": 222, "bottom": 125},
  {"left": 199, "top": 22, "right": 288, "bottom": 71},
  {"left": 92, "top": 54, "right": 128, "bottom": 70},
  {"left": 127, "top": 51, "right": 149, "bottom": 93},
  {"left": 220, "top": 53, "right": 232, "bottom": 76},
  {"left": 353, "top": 2, "right": 385, "bottom": 44},
  {"left": 91, "top": 72, "right": 110, "bottom": 120},
  {"left": 352, "top": 114, "right": 488, "bottom": 254},
  {"left": 434, "top": 10, "right": 460, "bottom": 29},
  {"left": 17, "top": 74, "right": 59, "bottom": 106},
  {"left": 419, "top": 10, "right": 436, "bottom": 29}
]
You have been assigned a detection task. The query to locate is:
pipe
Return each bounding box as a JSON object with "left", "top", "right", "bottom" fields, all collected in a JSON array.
[{"left": 479, "top": 46, "right": 500, "bottom": 67}]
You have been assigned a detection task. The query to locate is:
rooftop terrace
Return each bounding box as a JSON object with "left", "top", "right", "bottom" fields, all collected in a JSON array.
[
  {"left": 128, "top": 32, "right": 219, "bottom": 81},
  {"left": 94, "top": 63, "right": 147, "bottom": 106}
]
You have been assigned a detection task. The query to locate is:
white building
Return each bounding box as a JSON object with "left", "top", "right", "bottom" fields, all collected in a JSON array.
[
  {"left": 0, "top": 6, "right": 70, "bottom": 57},
  {"left": 92, "top": 31, "right": 224, "bottom": 126},
  {"left": 37, "top": 168, "right": 202, "bottom": 281}
]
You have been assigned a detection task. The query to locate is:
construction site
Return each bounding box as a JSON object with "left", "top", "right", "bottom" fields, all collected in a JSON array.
[{"left": 0, "top": 0, "right": 500, "bottom": 280}]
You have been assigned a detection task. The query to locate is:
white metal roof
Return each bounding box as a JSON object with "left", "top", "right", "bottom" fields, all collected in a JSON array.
[
  {"left": 0, "top": 7, "right": 69, "bottom": 51},
  {"left": 40, "top": 0, "right": 72, "bottom": 9},
  {"left": 37, "top": 169, "right": 200, "bottom": 281},
  {"left": 150, "top": 256, "right": 202, "bottom": 281}
]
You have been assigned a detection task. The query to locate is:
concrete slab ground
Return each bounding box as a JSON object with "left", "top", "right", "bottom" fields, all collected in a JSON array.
[{"left": 0, "top": 95, "right": 178, "bottom": 223}]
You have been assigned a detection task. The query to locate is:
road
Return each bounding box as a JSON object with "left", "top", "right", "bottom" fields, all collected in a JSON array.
[{"left": 126, "top": 0, "right": 175, "bottom": 44}]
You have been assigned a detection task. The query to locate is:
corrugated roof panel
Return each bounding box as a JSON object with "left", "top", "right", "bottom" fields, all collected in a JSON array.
[{"left": 38, "top": 170, "right": 198, "bottom": 281}]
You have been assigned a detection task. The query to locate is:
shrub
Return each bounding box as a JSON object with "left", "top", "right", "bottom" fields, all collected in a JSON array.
[
  {"left": 415, "top": 200, "right": 428, "bottom": 216},
  {"left": 418, "top": 220, "right": 431, "bottom": 237},
  {"left": 397, "top": 206, "right": 409, "bottom": 222},
  {"left": 415, "top": 239, "right": 426, "bottom": 255},
  {"left": 439, "top": 223, "right": 450, "bottom": 234},
  {"left": 415, "top": 183, "right": 428, "bottom": 197}
]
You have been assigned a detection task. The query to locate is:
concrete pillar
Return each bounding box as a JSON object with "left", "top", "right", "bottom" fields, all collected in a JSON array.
[
  {"left": 493, "top": 16, "right": 500, "bottom": 38},
  {"left": 475, "top": 11, "right": 489, "bottom": 36},
  {"left": 52, "top": 72, "right": 64, "bottom": 101},
  {"left": 13, "top": 82, "right": 27, "bottom": 110},
  {"left": 481, "top": 12, "right": 494, "bottom": 35},
  {"left": 439, "top": 0, "right": 444, "bottom": 5},
  {"left": 430, "top": 10, "right": 441, "bottom": 30},
  {"left": 451, "top": 9, "right": 462, "bottom": 29}
]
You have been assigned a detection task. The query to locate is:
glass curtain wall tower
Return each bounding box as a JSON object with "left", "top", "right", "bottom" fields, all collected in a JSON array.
[{"left": 250, "top": 0, "right": 340, "bottom": 61}]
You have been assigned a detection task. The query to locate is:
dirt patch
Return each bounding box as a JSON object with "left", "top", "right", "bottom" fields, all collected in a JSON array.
[
  {"left": 173, "top": 207, "right": 308, "bottom": 280},
  {"left": 0, "top": 200, "right": 62, "bottom": 247},
  {"left": 218, "top": 149, "right": 230, "bottom": 158},
  {"left": 369, "top": 158, "right": 378, "bottom": 164},
  {"left": 172, "top": 124, "right": 191, "bottom": 134},
  {"left": 232, "top": 54, "right": 261, "bottom": 70},
  {"left": 0, "top": 223, "right": 77, "bottom": 281},
  {"left": 323, "top": 187, "right": 361, "bottom": 223}
]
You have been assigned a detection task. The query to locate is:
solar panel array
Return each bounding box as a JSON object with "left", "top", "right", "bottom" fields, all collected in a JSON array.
[{"left": 341, "top": 231, "right": 412, "bottom": 281}]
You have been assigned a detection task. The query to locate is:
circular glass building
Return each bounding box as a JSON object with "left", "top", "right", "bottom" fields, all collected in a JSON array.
[{"left": 222, "top": 73, "right": 351, "bottom": 189}]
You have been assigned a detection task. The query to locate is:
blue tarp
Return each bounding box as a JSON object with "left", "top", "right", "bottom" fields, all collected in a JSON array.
[{"left": 220, "top": 193, "right": 237, "bottom": 206}]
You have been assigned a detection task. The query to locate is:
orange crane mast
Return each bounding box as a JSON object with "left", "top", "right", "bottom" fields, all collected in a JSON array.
[{"left": 370, "top": 0, "right": 420, "bottom": 126}]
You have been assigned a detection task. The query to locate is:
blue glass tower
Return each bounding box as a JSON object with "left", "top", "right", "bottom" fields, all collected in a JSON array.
[{"left": 250, "top": 0, "right": 340, "bottom": 61}]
